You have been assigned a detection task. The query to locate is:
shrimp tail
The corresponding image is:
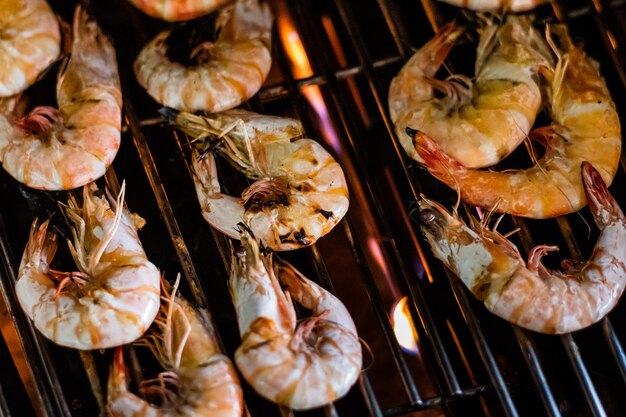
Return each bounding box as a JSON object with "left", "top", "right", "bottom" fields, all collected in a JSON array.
[
  {"left": 108, "top": 347, "right": 128, "bottom": 393},
  {"left": 409, "top": 128, "right": 466, "bottom": 186},
  {"left": 582, "top": 162, "right": 624, "bottom": 229},
  {"left": 59, "top": 5, "right": 120, "bottom": 101},
  {"left": 71, "top": 6, "right": 107, "bottom": 54},
  {"left": 423, "top": 22, "right": 462, "bottom": 70},
  {"left": 22, "top": 219, "right": 58, "bottom": 273}
]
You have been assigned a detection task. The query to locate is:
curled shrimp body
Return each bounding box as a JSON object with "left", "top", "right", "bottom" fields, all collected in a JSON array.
[
  {"left": 230, "top": 230, "right": 362, "bottom": 409},
  {"left": 418, "top": 163, "right": 626, "bottom": 334},
  {"left": 0, "top": 0, "right": 60, "bottom": 97},
  {"left": 437, "top": 0, "right": 549, "bottom": 12},
  {"left": 128, "top": 0, "right": 231, "bottom": 21},
  {"left": 107, "top": 281, "right": 243, "bottom": 417},
  {"left": 413, "top": 26, "right": 621, "bottom": 218},
  {"left": 389, "top": 16, "right": 551, "bottom": 169},
  {"left": 15, "top": 183, "right": 160, "bottom": 350},
  {"left": 135, "top": 0, "right": 272, "bottom": 113},
  {"left": 0, "top": 6, "right": 122, "bottom": 190},
  {"left": 163, "top": 108, "right": 349, "bottom": 251}
]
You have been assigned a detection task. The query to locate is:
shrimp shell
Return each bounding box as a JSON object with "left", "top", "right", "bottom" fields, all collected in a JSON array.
[
  {"left": 438, "top": 0, "right": 549, "bottom": 12},
  {"left": 413, "top": 24, "right": 621, "bottom": 218},
  {"left": 0, "top": 0, "right": 60, "bottom": 97},
  {"left": 134, "top": 0, "right": 272, "bottom": 113},
  {"left": 128, "top": 0, "right": 232, "bottom": 21},
  {"left": 107, "top": 280, "right": 243, "bottom": 417},
  {"left": 164, "top": 108, "right": 349, "bottom": 251},
  {"left": 0, "top": 6, "right": 122, "bottom": 190},
  {"left": 418, "top": 162, "right": 626, "bottom": 334},
  {"left": 230, "top": 229, "right": 362, "bottom": 409},
  {"left": 389, "top": 16, "right": 552, "bottom": 168},
  {"left": 15, "top": 183, "right": 160, "bottom": 349}
]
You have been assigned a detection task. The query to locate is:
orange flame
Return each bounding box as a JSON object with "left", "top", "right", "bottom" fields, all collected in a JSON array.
[
  {"left": 392, "top": 296, "right": 418, "bottom": 354},
  {"left": 276, "top": 3, "right": 313, "bottom": 79},
  {"left": 276, "top": 2, "right": 342, "bottom": 153}
]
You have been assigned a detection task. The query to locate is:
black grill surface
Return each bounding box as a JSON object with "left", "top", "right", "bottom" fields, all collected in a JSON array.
[{"left": 1, "top": 0, "right": 625, "bottom": 416}]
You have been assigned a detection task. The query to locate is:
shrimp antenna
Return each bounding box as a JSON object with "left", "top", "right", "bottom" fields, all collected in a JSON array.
[
  {"left": 523, "top": 131, "right": 542, "bottom": 168},
  {"left": 87, "top": 182, "right": 125, "bottom": 274},
  {"left": 166, "top": 274, "right": 191, "bottom": 370},
  {"left": 236, "top": 118, "right": 258, "bottom": 172},
  {"left": 492, "top": 212, "right": 506, "bottom": 233},
  {"left": 452, "top": 187, "right": 462, "bottom": 218},
  {"left": 359, "top": 337, "right": 376, "bottom": 372},
  {"left": 502, "top": 227, "right": 521, "bottom": 239}
]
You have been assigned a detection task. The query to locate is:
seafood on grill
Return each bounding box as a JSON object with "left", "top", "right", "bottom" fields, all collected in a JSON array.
[
  {"left": 230, "top": 228, "right": 362, "bottom": 409},
  {"left": 0, "top": 0, "right": 60, "bottom": 97},
  {"left": 412, "top": 25, "right": 621, "bottom": 218},
  {"left": 15, "top": 182, "right": 161, "bottom": 350},
  {"left": 107, "top": 278, "right": 243, "bottom": 417},
  {"left": 389, "top": 16, "right": 552, "bottom": 169},
  {"left": 418, "top": 162, "right": 626, "bottom": 334},
  {"left": 437, "top": 0, "right": 549, "bottom": 12},
  {"left": 128, "top": 0, "right": 231, "bottom": 21},
  {"left": 162, "top": 108, "right": 349, "bottom": 251},
  {"left": 134, "top": 0, "right": 272, "bottom": 113},
  {"left": 0, "top": 6, "right": 122, "bottom": 190}
]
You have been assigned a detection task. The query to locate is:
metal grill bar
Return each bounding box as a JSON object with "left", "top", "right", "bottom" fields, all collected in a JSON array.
[
  {"left": 374, "top": 0, "right": 411, "bottom": 59},
  {"left": 258, "top": 56, "right": 402, "bottom": 102},
  {"left": 262, "top": 12, "right": 427, "bottom": 409},
  {"left": 511, "top": 327, "right": 561, "bottom": 417},
  {"left": 330, "top": 0, "right": 468, "bottom": 399},
  {"left": 122, "top": 102, "right": 210, "bottom": 310},
  {"left": 511, "top": 216, "right": 610, "bottom": 417},
  {"left": 282, "top": 2, "right": 423, "bottom": 405},
  {"left": 601, "top": 320, "right": 626, "bottom": 384},
  {"left": 0, "top": 386, "right": 8, "bottom": 417},
  {"left": 0, "top": 216, "right": 70, "bottom": 417},
  {"left": 562, "top": 334, "right": 607, "bottom": 417},
  {"left": 449, "top": 277, "right": 518, "bottom": 417},
  {"left": 0, "top": 335, "right": 11, "bottom": 417},
  {"left": 586, "top": 0, "right": 626, "bottom": 90},
  {"left": 327, "top": 1, "right": 531, "bottom": 414},
  {"left": 115, "top": 31, "right": 258, "bottom": 417},
  {"left": 330, "top": 1, "right": 626, "bottom": 417},
  {"left": 359, "top": 377, "right": 384, "bottom": 417}
]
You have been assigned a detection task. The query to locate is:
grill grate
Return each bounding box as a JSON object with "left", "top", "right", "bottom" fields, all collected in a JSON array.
[{"left": 0, "top": 0, "right": 625, "bottom": 416}]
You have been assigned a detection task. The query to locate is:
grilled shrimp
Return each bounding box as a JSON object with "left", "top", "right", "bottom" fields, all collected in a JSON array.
[
  {"left": 437, "top": 0, "right": 549, "bottom": 12},
  {"left": 389, "top": 16, "right": 551, "bottom": 169},
  {"left": 230, "top": 229, "right": 362, "bottom": 409},
  {"left": 412, "top": 25, "right": 621, "bottom": 218},
  {"left": 0, "top": 6, "right": 122, "bottom": 190},
  {"left": 418, "top": 162, "right": 626, "bottom": 334},
  {"left": 15, "top": 183, "right": 160, "bottom": 350},
  {"left": 134, "top": 0, "right": 272, "bottom": 113},
  {"left": 128, "top": 0, "right": 231, "bottom": 21},
  {"left": 163, "top": 108, "right": 349, "bottom": 251},
  {"left": 107, "top": 279, "right": 243, "bottom": 417},
  {"left": 0, "top": 0, "right": 60, "bottom": 97}
]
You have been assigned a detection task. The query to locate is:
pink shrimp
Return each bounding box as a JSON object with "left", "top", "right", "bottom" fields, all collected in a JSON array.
[{"left": 418, "top": 162, "right": 626, "bottom": 334}]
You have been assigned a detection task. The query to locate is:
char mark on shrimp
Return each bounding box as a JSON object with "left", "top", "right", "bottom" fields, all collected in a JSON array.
[
  {"left": 317, "top": 208, "right": 334, "bottom": 219},
  {"left": 293, "top": 229, "right": 310, "bottom": 246}
]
